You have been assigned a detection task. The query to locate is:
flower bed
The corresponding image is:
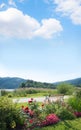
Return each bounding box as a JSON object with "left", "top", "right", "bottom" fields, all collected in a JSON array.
[
  {"left": 1, "top": 97, "right": 81, "bottom": 130},
  {"left": 20, "top": 98, "right": 81, "bottom": 130}
]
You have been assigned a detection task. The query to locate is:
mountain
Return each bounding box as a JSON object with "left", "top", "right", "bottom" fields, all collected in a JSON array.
[
  {"left": 0, "top": 77, "right": 81, "bottom": 89},
  {"left": 54, "top": 77, "right": 81, "bottom": 87},
  {"left": 0, "top": 77, "right": 26, "bottom": 89}
]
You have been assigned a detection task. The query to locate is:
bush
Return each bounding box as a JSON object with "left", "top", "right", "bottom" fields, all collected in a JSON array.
[
  {"left": 0, "top": 97, "right": 24, "bottom": 130},
  {"left": 56, "top": 107, "right": 75, "bottom": 120},
  {"left": 7, "top": 93, "right": 13, "bottom": 98},
  {"left": 57, "top": 83, "right": 74, "bottom": 95},
  {"left": 44, "top": 103, "right": 56, "bottom": 115},
  {"left": 1, "top": 90, "right": 8, "bottom": 96},
  {"left": 68, "top": 97, "right": 81, "bottom": 112},
  {"left": 75, "top": 89, "right": 81, "bottom": 98}
]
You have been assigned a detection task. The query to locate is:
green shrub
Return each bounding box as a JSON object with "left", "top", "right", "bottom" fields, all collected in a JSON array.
[
  {"left": 57, "top": 83, "right": 74, "bottom": 95},
  {"left": 0, "top": 97, "right": 24, "bottom": 130},
  {"left": 68, "top": 97, "right": 81, "bottom": 112},
  {"left": 1, "top": 90, "right": 8, "bottom": 96},
  {"left": 75, "top": 89, "right": 81, "bottom": 98},
  {"left": 56, "top": 107, "right": 75, "bottom": 120},
  {"left": 7, "top": 93, "right": 13, "bottom": 98},
  {"left": 44, "top": 103, "right": 56, "bottom": 115}
]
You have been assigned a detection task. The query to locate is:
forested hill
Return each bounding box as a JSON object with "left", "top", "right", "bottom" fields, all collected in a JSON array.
[
  {"left": 0, "top": 77, "right": 81, "bottom": 89},
  {"left": 54, "top": 78, "right": 81, "bottom": 87},
  {"left": 0, "top": 77, "right": 26, "bottom": 89},
  {"left": 20, "top": 78, "right": 81, "bottom": 88},
  {"left": 20, "top": 80, "right": 56, "bottom": 89}
]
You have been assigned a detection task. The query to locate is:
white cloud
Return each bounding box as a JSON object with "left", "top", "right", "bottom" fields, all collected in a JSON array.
[
  {"left": 0, "top": 8, "right": 63, "bottom": 39},
  {"left": 53, "top": 0, "right": 81, "bottom": 25},
  {"left": 34, "top": 18, "right": 63, "bottom": 38},
  {"left": 0, "top": 3, "right": 6, "bottom": 9}
]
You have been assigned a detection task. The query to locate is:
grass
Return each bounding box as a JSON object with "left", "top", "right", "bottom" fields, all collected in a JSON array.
[
  {"left": 4, "top": 88, "right": 58, "bottom": 98},
  {"left": 34, "top": 118, "right": 81, "bottom": 130},
  {"left": 22, "top": 92, "right": 48, "bottom": 97}
]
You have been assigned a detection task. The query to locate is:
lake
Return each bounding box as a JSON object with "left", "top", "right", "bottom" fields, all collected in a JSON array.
[{"left": 0, "top": 89, "right": 15, "bottom": 92}]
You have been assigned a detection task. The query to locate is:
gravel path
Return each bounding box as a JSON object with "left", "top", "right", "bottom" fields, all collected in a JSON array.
[{"left": 13, "top": 96, "right": 69, "bottom": 103}]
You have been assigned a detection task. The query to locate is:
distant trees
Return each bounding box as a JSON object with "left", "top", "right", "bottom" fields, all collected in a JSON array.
[
  {"left": 20, "top": 82, "right": 26, "bottom": 88},
  {"left": 20, "top": 80, "right": 56, "bottom": 89},
  {"left": 57, "top": 83, "right": 75, "bottom": 95}
]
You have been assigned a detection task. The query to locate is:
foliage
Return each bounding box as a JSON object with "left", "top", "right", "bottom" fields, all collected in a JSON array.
[
  {"left": 56, "top": 107, "right": 75, "bottom": 120},
  {"left": 68, "top": 97, "right": 81, "bottom": 112},
  {"left": 0, "top": 90, "right": 8, "bottom": 96},
  {"left": 75, "top": 89, "right": 81, "bottom": 98},
  {"left": 43, "top": 103, "right": 57, "bottom": 115},
  {"left": 12, "top": 88, "right": 57, "bottom": 97},
  {"left": 57, "top": 83, "right": 74, "bottom": 95},
  {"left": 0, "top": 97, "right": 24, "bottom": 130}
]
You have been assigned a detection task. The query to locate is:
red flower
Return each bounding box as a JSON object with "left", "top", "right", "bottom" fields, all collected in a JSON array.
[
  {"left": 29, "top": 119, "right": 33, "bottom": 124},
  {"left": 22, "top": 106, "right": 29, "bottom": 113},
  {"left": 24, "top": 106, "right": 29, "bottom": 111}
]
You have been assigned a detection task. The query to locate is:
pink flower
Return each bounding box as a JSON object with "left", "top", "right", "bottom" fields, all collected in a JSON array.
[
  {"left": 41, "top": 114, "right": 60, "bottom": 126},
  {"left": 28, "top": 100, "right": 32, "bottom": 103}
]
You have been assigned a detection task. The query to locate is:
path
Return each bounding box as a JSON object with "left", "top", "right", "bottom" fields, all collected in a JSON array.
[{"left": 13, "top": 96, "right": 70, "bottom": 103}]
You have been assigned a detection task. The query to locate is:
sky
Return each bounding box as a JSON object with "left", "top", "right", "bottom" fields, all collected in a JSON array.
[{"left": 0, "top": 0, "right": 81, "bottom": 83}]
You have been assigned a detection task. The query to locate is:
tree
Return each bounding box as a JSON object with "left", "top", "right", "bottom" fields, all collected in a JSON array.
[
  {"left": 20, "top": 82, "right": 26, "bottom": 88},
  {"left": 57, "top": 83, "right": 74, "bottom": 95}
]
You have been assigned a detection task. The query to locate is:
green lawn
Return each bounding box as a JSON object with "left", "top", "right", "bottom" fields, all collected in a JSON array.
[{"left": 34, "top": 118, "right": 81, "bottom": 130}]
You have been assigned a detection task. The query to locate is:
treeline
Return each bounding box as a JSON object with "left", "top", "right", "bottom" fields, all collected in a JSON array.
[{"left": 20, "top": 80, "right": 56, "bottom": 89}]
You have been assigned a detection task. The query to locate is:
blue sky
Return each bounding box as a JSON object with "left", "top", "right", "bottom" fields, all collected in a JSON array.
[{"left": 0, "top": 0, "right": 81, "bottom": 82}]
